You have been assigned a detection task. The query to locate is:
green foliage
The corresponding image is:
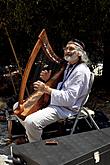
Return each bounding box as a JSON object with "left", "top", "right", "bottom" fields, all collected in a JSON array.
[{"left": 0, "top": 0, "right": 109, "bottom": 66}]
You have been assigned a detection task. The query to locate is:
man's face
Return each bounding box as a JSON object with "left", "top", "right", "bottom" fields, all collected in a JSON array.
[{"left": 63, "top": 43, "right": 80, "bottom": 63}]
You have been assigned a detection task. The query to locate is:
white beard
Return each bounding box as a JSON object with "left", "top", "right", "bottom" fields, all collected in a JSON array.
[{"left": 64, "top": 52, "right": 79, "bottom": 62}]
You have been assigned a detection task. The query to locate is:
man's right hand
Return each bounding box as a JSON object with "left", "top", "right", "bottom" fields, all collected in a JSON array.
[{"left": 40, "top": 70, "right": 52, "bottom": 82}]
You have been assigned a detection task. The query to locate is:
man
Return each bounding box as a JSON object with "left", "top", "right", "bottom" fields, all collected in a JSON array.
[{"left": 23, "top": 39, "right": 91, "bottom": 142}]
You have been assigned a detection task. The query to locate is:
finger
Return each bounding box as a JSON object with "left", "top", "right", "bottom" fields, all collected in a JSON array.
[
  {"left": 34, "top": 87, "right": 38, "bottom": 91},
  {"left": 41, "top": 70, "right": 48, "bottom": 74},
  {"left": 48, "top": 70, "right": 52, "bottom": 74},
  {"left": 33, "top": 80, "right": 41, "bottom": 85}
]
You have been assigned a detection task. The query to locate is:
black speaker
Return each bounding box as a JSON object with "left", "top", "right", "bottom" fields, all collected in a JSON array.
[{"left": 13, "top": 127, "right": 110, "bottom": 165}]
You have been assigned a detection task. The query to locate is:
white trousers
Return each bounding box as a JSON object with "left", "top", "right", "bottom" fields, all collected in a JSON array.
[
  {"left": 15, "top": 107, "right": 95, "bottom": 143},
  {"left": 23, "top": 106, "right": 62, "bottom": 143},
  {"left": 13, "top": 103, "right": 76, "bottom": 143}
]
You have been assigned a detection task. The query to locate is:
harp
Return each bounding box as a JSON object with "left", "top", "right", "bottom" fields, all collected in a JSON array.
[{"left": 14, "top": 29, "right": 65, "bottom": 120}]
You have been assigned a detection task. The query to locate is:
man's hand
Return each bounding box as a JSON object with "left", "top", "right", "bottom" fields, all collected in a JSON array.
[
  {"left": 40, "top": 70, "right": 52, "bottom": 82},
  {"left": 33, "top": 81, "right": 46, "bottom": 91},
  {"left": 33, "top": 80, "right": 52, "bottom": 94}
]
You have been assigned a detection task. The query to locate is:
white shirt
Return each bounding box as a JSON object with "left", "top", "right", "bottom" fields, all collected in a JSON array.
[{"left": 50, "top": 63, "right": 91, "bottom": 116}]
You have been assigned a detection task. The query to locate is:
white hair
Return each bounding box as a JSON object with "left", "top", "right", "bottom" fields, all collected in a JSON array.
[{"left": 75, "top": 46, "right": 90, "bottom": 65}]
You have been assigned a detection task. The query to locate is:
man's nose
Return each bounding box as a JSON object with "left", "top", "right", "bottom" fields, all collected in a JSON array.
[{"left": 66, "top": 48, "right": 70, "bottom": 52}]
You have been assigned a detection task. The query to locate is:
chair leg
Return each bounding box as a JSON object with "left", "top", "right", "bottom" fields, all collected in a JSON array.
[
  {"left": 70, "top": 111, "right": 82, "bottom": 134},
  {"left": 70, "top": 107, "right": 100, "bottom": 135},
  {"left": 83, "top": 107, "right": 100, "bottom": 130},
  {"left": 84, "top": 117, "right": 93, "bottom": 129}
]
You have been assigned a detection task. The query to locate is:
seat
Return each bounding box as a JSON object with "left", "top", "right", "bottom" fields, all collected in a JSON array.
[{"left": 69, "top": 72, "right": 100, "bottom": 135}]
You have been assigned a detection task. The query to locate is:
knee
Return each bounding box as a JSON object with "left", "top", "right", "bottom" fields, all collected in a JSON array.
[
  {"left": 24, "top": 116, "right": 34, "bottom": 128},
  {"left": 24, "top": 115, "right": 41, "bottom": 129}
]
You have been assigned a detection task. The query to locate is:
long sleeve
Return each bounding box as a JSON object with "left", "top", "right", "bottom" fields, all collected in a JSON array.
[{"left": 50, "top": 63, "right": 91, "bottom": 110}]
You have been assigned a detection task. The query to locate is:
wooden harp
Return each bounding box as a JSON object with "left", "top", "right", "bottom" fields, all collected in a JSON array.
[{"left": 14, "top": 29, "right": 65, "bottom": 120}]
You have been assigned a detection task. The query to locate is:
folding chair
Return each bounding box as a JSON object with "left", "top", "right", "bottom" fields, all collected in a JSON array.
[{"left": 69, "top": 72, "right": 100, "bottom": 135}]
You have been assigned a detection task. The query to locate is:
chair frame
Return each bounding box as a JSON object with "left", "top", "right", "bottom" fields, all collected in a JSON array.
[{"left": 70, "top": 72, "right": 100, "bottom": 135}]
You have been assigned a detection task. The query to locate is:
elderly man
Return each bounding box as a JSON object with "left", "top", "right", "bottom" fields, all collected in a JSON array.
[{"left": 24, "top": 39, "right": 91, "bottom": 142}]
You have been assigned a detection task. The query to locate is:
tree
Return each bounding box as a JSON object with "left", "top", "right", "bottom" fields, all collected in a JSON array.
[{"left": 0, "top": 0, "right": 110, "bottom": 89}]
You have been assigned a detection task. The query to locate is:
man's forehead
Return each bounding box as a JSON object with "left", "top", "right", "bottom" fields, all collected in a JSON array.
[
  {"left": 66, "top": 42, "right": 76, "bottom": 47},
  {"left": 66, "top": 40, "right": 84, "bottom": 49}
]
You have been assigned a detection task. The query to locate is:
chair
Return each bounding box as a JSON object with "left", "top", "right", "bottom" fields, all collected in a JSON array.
[{"left": 69, "top": 72, "right": 100, "bottom": 135}]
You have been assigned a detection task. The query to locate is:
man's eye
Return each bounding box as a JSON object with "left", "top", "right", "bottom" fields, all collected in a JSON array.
[
  {"left": 69, "top": 47, "right": 75, "bottom": 51},
  {"left": 63, "top": 47, "right": 75, "bottom": 51}
]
